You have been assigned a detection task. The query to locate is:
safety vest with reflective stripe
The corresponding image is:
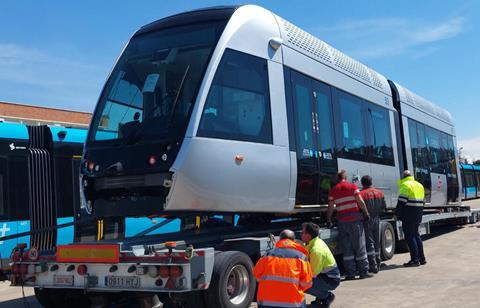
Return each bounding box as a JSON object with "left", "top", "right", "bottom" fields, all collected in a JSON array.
[
  {"left": 253, "top": 239, "right": 313, "bottom": 307},
  {"left": 329, "top": 180, "right": 363, "bottom": 222},
  {"left": 396, "top": 176, "right": 425, "bottom": 224},
  {"left": 305, "top": 237, "right": 340, "bottom": 280}
]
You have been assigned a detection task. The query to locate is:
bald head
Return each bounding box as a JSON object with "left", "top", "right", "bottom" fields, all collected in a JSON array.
[
  {"left": 403, "top": 170, "right": 412, "bottom": 178},
  {"left": 279, "top": 229, "right": 295, "bottom": 241}
]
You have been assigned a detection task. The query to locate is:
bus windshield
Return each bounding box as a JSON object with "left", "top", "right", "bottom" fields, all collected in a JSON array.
[{"left": 88, "top": 21, "right": 226, "bottom": 145}]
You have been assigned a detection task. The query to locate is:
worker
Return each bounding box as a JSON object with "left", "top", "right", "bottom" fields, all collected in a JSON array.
[
  {"left": 395, "top": 170, "right": 426, "bottom": 267},
  {"left": 254, "top": 229, "right": 313, "bottom": 308},
  {"left": 327, "top": 170, "right": 372, "bottom": 280},
  {"left": 359, "top": 175, "right": 386, "bottom": 273},
  {"left": 301, "top": 222, "right": 340, "bottom": 308}
]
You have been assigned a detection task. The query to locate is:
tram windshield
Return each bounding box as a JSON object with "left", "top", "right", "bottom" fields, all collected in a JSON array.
[{"left": 88, "top": 21, "right": 226, "bottom": 145}]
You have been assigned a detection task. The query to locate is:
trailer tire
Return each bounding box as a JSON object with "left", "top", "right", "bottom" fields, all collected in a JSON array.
[
  {"left": 380, "top": 221, "right": 395, "bottom": 260},
  {"left": 34, "top": 288, "right": 90, "bottom": 308},
  {"left": 204, "top": 251, "right": 256, "bottom": 308},
  {"left": 34, "top": 288, "right": 56, "bottom": 308},
  {"left": 469, "top": 212, "right": 478, "bottom": 224}
]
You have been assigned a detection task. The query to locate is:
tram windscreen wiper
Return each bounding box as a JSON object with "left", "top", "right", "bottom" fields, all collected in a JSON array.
[
  {"left": 124, "top": 65, "right": 191, "bottom": 146},
  {"left": 167, "top": 65, "right": 190, "bottom": 128}
]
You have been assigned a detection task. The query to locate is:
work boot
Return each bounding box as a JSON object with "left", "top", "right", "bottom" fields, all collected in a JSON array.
[
  {"left": 359, "top": 272, "right": 374, "bottom": 279},
  {"left": 344, "top": 275, "right": 356, "bottom": 281},
  {"left": 419, "top": 259, "right": 427, "bottom": 265},
  {"left": 322, "top": 293, "right": 335, "bottom": 307},
  {"left": 308, "top": 293, "right": 335, "bottom": 308},
  {"left": 403, "top": 260, "right": 420, "bottom": 267},
  {"left": 369, "top": 266, "right": 379, "bottom": 274}
]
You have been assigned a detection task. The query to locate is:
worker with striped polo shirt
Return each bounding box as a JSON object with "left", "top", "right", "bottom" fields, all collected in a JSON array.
[
  {"left": 359, "top": 175, "right": 387, "bottom": 273},
  {"left": 327, "top": 170, "right": 372, "bottom": 280}
]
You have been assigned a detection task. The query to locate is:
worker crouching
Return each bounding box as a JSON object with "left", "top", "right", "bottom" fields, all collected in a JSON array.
[
  {"left": 302, "top": 222, "right": 340, "bottom": 308},
  {"left": 254, "top": 230, "right": 313, "bottom": 308}
]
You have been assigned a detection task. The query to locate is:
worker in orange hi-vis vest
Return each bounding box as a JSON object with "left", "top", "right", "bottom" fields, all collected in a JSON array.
[{"left": 253, "top": 229, "right": 312, "bottom": 308}]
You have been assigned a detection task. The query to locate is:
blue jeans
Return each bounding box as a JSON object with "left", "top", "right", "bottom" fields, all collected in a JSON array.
[{"left": 306, "top": 274, "right": 340, "bottom": 300}]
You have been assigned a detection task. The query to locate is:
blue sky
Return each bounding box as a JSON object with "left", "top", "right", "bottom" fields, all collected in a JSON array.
[{"left": 1, "top": 1, "right": 479, "bottom": 159}]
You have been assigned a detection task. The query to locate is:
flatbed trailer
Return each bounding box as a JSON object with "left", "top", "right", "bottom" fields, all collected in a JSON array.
[{"left": 9, "top": 205, "right": 479, "bottom": 308}]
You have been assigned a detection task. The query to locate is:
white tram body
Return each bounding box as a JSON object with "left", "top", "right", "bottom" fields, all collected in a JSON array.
[{"left": 82, "top": 5, "right": 460, "bottom": 216}]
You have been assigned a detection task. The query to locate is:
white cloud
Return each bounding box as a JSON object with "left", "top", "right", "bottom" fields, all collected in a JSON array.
[
  {"left": 412, "top": 17, "right": 465, "bottom": 43},
  {"left": 313, "top": 16, "right": 466, "bottom": 60},
  {"left": 458, "top": 138, "right": 480, "bottom": 163},
  {"left": 0, "top": 43, "right": 107, "bottom": 111}
]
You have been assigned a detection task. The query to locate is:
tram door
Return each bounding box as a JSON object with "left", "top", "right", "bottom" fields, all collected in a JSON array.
[{"left": 291, "top": 71, "right": 337, "bottom": 206}]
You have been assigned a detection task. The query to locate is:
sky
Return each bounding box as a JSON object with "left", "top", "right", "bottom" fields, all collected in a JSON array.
[{"left": 1, "top": 1, "right": 479, "bottom": 160}]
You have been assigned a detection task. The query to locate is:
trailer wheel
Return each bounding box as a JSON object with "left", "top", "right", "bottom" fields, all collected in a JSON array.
[
  {"left": 34, "top": 288, "right": 56, "bottom": 307},
  {"left": 204, "top": 251, "right": 256, "bottom": 308},
  {"left": 34, "top": 288, "right": 90, "bottom": 308},
  {"left": 380, "top": 221, "right": 395, "bottom": 260},
  {"left": 469, "top": 212, "right": 478, "bottom": 224}
]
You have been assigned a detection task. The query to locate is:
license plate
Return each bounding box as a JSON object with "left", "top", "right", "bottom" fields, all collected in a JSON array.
[
  {"left": 54, "top": 275, "right": 74, "bottom": 286},
  {"left": 105, "top": 276, "right": 140, "bottom": 288}
]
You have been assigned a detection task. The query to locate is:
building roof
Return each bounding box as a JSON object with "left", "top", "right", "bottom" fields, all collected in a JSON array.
[{"left": 0, "top": 101, "right": 92, "bottom": 127}]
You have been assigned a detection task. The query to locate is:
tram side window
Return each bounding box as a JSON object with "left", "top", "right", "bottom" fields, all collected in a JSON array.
[
  {"left": 335, "top": 90, "right": 368, "bottom": 160},
  {"left": 464, "top": 171, "right": 475, "bottom": 187},
  {"left": 426, "top": 126, "right": 443, "bottom": 173},
  {"left": 295, "top": 84, "right": 315, "bottom": 157},
  {"left": 446, "top": 136, "right": 457, "bottom": 174},
  {"left": 475, "top": 169, "right": 480, "bottom": 193},
  {"left": 0, "top": 175, "right": 3, "bottom": 217},
  {"left": 408, "top": 119, "right": 419, "bottom": 171},
  {"left": 408, "top": 119, "right": 429, "bottom": 191},
  {"left": 315, "top": 85, "right": 336, "bottom": 168},
  {"left": 366, "top": 103, "right": 394, "bottom": 165},
  {"left": 440, "top": 132, "right": 450, "bottom": 172},
  {"left": 476, "top": 172, "right": 480, "bottom": 190},
  {"left": 198, "top": 49, "right": 272, "bottom": 144}
]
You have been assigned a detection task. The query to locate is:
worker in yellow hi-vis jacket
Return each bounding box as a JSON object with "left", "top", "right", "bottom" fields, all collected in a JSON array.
[{"left": 395, "top": 170, "right": 426, "bottom": 267}]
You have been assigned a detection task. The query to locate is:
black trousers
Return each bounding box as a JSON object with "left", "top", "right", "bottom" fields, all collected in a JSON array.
[
  {"left": 364, "top": 217, "right": 381, "bottom": 270},
  {"left": 403, "top": 222, "right": 425, "bottom": 262}
]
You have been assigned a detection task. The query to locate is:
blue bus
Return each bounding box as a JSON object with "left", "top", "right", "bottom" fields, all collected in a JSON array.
[
  {"left": 0, "top": 122, "right": 181, "bottom": 278},
  {"left": 460, "top": 164, "right": 480, "bottom": 200},
  {"left": 0, "top": 122, "right": 86, "bottom": 275}
]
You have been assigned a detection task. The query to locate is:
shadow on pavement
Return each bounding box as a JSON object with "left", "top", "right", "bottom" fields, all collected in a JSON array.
[
  {"left": 423, "top": 225, "right": 463, "bottom": 241},
  {"left": 378, "top": 264, "right": 405, "bottom": 272},
  {"left": 0, "top": 295, "right": 41, "bottom": 308}
]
